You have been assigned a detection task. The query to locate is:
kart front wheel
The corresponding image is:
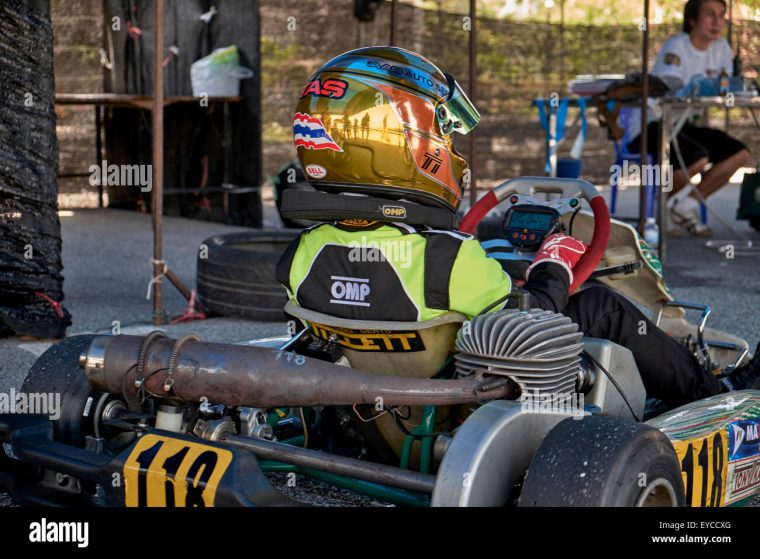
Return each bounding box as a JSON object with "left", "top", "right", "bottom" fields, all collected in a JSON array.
[{"left": 519, "top": 415, "right": 684, "bottom": 507}]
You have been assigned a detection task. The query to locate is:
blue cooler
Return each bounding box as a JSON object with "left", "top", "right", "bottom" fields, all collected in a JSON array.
[{"left": 557, "top": 158, "right": 582, "bottom": 179}]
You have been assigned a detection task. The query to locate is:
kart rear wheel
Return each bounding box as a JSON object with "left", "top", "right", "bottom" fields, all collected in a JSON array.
[
  {"left": 20, "top": 335, "right": 100, "bottom": 447},
  {"left": 519, "top": 415, "right": 684, "bottom": 507}
]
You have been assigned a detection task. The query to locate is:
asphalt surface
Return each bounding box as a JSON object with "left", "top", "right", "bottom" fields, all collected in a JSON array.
[
  {"left": 612, "top": 182, "right": 760, "bottom": 344},
  {"left": 0, "top": 209, "right": 287, "bottom": 396},
  {"left": 1, "top": 179, "right": 758, "bottom": 507}
]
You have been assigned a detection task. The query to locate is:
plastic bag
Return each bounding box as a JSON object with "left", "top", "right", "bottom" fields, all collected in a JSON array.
[{"left": 190, "top": 45, "right": 253, "bottom": 97}]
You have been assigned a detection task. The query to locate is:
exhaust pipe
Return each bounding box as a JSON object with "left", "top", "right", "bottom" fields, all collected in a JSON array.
[{"left": 82, "top": 334, "right": 518, "bottom": 408}]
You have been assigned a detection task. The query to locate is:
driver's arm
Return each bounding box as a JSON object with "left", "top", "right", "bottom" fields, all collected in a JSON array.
[
  {"left": 448, "top": 238, "right": 511, "bottom": 318},
  {"left": 447, "top": 237, "right": 573, "bottom": 318},
  {"left": 518, "top": 262, "right": 571, "bottom": 313}
]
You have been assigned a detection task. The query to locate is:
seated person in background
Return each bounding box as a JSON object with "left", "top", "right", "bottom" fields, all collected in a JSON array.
[
  {"left": 627, "top": 0, "right": 750, "bottom": 237},
  {"left": 277, "top": 46, "right": 758, "bottom": 410}
]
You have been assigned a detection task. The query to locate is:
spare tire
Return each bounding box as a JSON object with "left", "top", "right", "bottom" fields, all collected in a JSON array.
[{"left": 197, "top": 231, "right": 300, "bottom": 322}]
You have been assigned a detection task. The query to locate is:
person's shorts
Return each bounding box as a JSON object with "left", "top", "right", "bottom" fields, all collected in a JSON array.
[{"left": 627, "top": 121, "right": 748, "bottom": 168}]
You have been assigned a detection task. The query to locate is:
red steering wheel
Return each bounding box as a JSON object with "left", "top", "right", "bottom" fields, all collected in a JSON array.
[{"left": 460, "top": 177, "right": 610, "bottom": 293}]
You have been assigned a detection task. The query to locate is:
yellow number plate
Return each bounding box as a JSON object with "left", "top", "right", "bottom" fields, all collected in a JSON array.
[
  {"left": 124, "top": 434, "right": 233, "bottom": 507},
  {"left": 672, "top": 432, "right": 729, "bottom": 507}
]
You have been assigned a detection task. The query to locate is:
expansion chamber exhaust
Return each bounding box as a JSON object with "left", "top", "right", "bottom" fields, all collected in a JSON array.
[{"left": 81, "top": 334, "right": 519, "bottom": 408}]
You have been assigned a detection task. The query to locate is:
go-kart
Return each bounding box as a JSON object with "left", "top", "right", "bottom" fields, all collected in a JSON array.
[{"left": 1, "top": 177, "right": 758, "bottom": 507}]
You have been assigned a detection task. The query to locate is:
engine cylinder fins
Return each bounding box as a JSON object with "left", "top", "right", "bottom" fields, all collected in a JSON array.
[{"left": 455, "top": 308, "right": 584, "bottom": 395}]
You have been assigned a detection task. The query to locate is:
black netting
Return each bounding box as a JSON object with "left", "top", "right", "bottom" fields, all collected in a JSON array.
[{"left": 0, "top": 0, "right": 71, "bottom": 338}]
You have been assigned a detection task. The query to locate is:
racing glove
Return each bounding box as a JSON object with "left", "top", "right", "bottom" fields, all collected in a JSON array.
[{"left": 526, "top": 233, "right": 587, "bottom": 285}]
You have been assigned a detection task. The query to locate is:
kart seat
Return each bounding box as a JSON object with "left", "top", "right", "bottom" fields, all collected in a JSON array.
[{"left": 284, "top": 301, "right": 466, "bottom": 378}]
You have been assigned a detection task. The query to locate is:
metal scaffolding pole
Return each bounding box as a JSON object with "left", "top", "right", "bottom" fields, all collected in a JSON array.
[
  {"left": 639, "top": 0, "right": 650, "bottom": 237},
  {"left": 468, "top": 0, "right": 477, "bottom": 209},
  {"left": 390, "top": 0, "right": 398, "bottom": 46},
  {"left": 152, "top": 0, "right": 166, "bottom": 325}
]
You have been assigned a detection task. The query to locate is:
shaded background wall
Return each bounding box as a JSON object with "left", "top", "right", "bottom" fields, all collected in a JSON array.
[
  {"left": 53, "top": 0, "right": 263, "bottom": 226},
  {"left": 53, "top": 0, "right": 760, "bottom": 210},
  {"left": 53, "top": 0, "right": 102, "bottom": 208}
]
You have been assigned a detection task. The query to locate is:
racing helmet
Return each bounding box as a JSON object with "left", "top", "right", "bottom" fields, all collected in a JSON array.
[{"left": 293, "top": 46, "right": 480, "bottom": 213}]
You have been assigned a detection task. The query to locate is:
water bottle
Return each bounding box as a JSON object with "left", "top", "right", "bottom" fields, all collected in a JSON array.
[
  {"left": 719, "top": 69, "right": 729, "bottom": 96},
  {"left": 644, "top": 217, "right": 659, "bottom": 248}
]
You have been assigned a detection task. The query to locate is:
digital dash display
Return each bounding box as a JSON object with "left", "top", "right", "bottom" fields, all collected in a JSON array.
[{"left": 507, "top": 211, "right": 553, "bottom": 230}]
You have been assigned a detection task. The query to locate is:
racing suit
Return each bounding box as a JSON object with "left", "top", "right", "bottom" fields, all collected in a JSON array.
[{"left": 276, "top": 220, "right": 722, "bottom": 408}]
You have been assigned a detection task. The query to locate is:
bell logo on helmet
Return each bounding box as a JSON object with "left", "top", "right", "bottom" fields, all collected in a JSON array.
[
  {"left": 305, "top": 164, "right": 327, "bottom": 179},
  {"left": 381, "top": 205, "right": 406, "bottom": 219},
  {"left": 330, "top": 276, "right": 370, "bottom": 307},
  {"left": 300, "top": 78, "right": 348, "bottom": 99},
  {"left": 294, "top": 112, "right": 343, "bottom": 152}
]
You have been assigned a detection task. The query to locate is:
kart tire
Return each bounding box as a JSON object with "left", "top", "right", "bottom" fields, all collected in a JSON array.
[
  {"left": 20, "top": 335, "right": 100, "bottom": 447},
  {"left": 751, "top": 217, "right": 760, "bottom": 232},
  {"left": 519, "top": 415, "right": 685, "bottom": 507},
  {"left": 196, "top": 231, "right": 299, "bottom": 322}
]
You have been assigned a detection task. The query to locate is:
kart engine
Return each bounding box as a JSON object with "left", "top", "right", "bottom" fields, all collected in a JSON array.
[{"left": 455, "top": 309, "right": 585, "bottom": 396}]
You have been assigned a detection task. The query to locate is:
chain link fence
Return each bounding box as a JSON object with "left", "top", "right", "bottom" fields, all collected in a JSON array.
[
  {"left": 261, "top": 0, "right": 760, "bottom": 184},
  {"left": 50, "top": 0, "right": 760, "bottom": 200}
]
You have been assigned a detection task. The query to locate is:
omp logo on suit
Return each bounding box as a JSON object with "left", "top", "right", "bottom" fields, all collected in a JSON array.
[{"left": 330, "top": 276, "right": 370, "bottom": 307}]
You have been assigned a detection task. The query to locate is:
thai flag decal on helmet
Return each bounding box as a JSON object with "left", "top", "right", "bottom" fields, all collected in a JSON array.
[{"left": 293, "top": 112, "right": 343, "bottom": 152}]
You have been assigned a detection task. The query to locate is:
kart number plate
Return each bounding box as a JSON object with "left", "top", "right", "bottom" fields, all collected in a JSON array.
[
  {"left": 124, "top": 434, "right": 233, "bottom": 507},
  {"left": 672, "top": 432, "right": 729, "bottom": 507}
]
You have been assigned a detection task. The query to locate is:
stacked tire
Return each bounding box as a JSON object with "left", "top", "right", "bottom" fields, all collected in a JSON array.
[{"left": 197, "top": 231, "right": 300, "bottom": 322}]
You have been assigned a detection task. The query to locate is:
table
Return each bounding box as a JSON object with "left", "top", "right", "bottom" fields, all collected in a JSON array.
[
  {"left": 55, "top": 94, "right": 243, "bottom": 209},
  {"left": 658, "top": 96, "right": 760, "bottom": 264}
]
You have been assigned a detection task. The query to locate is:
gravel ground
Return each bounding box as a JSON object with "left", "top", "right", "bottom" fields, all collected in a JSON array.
[
  {"left": 265, "top": 473, "right": 393, "bottom": 507},
  {"left": 1, "top": 179, "right": 759, "bottom": 507}
]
